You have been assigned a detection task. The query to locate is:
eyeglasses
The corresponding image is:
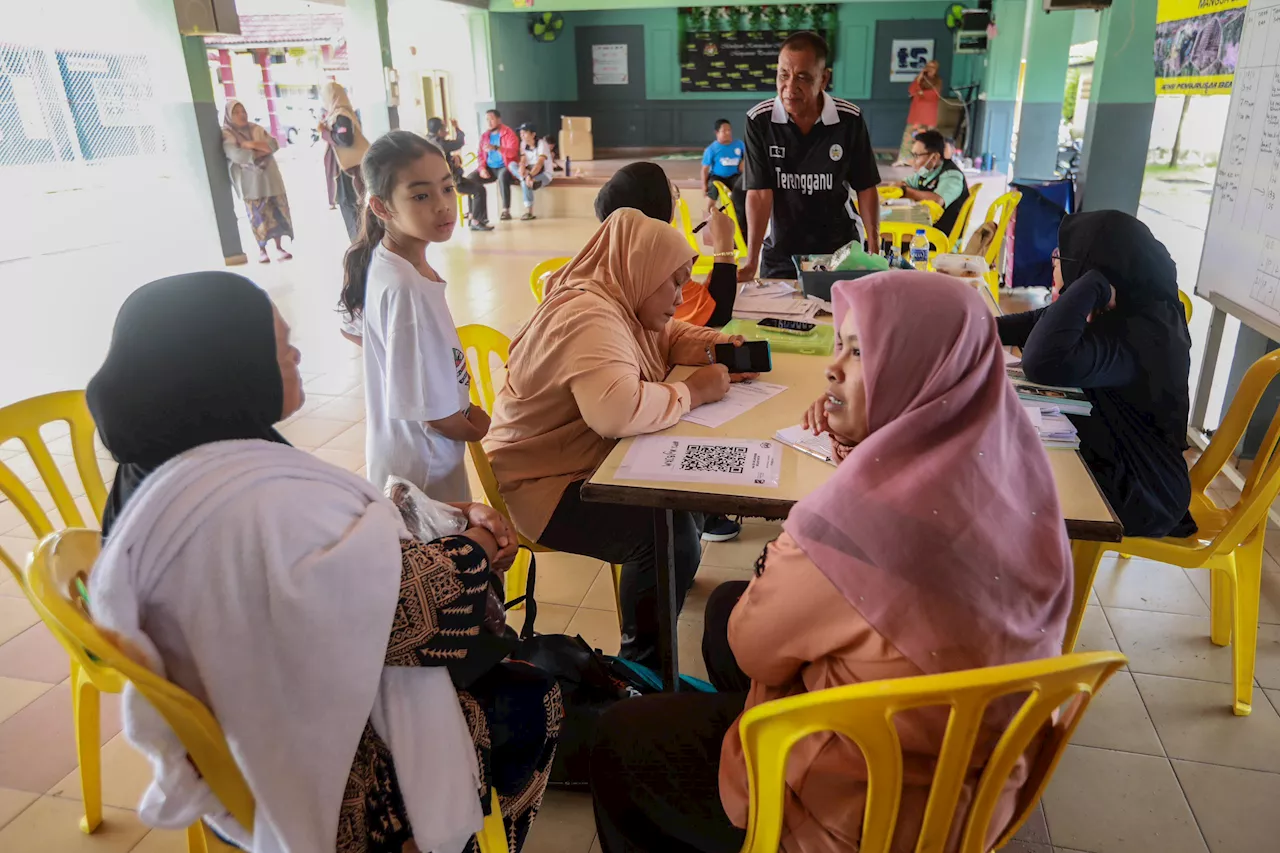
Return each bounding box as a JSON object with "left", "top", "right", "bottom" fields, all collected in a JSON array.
[{"left": 1051, "top": 248, "right": 1077, "bottom": 263}]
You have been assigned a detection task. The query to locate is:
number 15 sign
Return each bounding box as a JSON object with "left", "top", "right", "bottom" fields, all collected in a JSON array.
[{"left": 890, "top": 39, "right": 935, "bottom": 83}]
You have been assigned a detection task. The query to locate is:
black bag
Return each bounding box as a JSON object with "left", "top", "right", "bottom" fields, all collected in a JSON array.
[{"left": 502, "top": 549, "right": 715, "bottom": 789}]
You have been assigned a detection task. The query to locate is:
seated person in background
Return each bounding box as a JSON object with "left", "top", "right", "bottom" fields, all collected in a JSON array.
[
  {"left": 466, "top": 109, "right": 518, "bottom": 231},
  {"left": 886, "top": 129, "right": 969, "bottom": 236},
  {"left": 590, "top": 271, "right": 1073, "bottom": 853},
  {"left": 484, "top": 209, "right": 755, "bottom": 664},
  {"left": 86, "top": 271, "right": 559, "bottom": 853},
  {"left": 997, "top": 210, "right": 1195, "bottom": 538},
  {"left": 427, "top": 115, "right": 476, "bottom": 195},
  {"left": 702, "top": 118, "right": 747, "bottom": 233},
  {"left": 502, "top": 122, "right": 553, "bottom": 220},
  {"left": 595, "top": 162, "right": 743, "bottom": 544}
]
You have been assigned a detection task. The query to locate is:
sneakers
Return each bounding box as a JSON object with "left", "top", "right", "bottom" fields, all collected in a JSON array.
[
  {"left": 469, "top": 220, "right": 493, "bottom": 232},
  {"left": 701, "top": 515, "right": 742, "bottom": 543}
]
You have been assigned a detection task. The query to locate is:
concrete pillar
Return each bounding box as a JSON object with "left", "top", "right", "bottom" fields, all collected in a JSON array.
[
  {"left": 346, "top": 0, "right": 398, "bottom": 139},
  {"left": 182, "top": 35, "right": 245, "bottom": 265},
  {"left": 1012, "top": 9, "right": 1075, "bottom": 181},
  {"left": 254, "top": 49, "right": 282, "bottom": 144},
  {"left": 216, "top": 49, "right": 235, "bottom": 98},
  {"left": 974, "top": 0, "right": 1027, "bottom": 172},
  {"left": 1077, "top": 0, "right": 1158, "bottom": 214}
]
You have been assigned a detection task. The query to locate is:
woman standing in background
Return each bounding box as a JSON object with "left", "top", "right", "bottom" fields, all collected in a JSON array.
[
  {"left": 319, "top": 81, "right": 370, "bottom": 240},
  {"left": 895, "top": 60, "right": 944, "bottom": 166},
  {"left": 222, "top": 99, "right": 293, "bottom": 264}
]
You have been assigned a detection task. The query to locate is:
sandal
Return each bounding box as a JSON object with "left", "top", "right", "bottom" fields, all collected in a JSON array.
[
  {"left": 521, "top": 212, "right": 536, "bottom": 221},
  {"left": 257, "top": 249, "right": 270, "bottom": 264},
  {"left": 500, "top": 210, "right": 512, "bottom": 221}
]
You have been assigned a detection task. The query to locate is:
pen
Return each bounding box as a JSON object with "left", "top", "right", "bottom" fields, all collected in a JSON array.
[{"left": 691, "top": 203, "right": 730, "bottom": 234}]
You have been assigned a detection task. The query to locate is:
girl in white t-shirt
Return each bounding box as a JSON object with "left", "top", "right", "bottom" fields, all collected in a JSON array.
[{"left": 339, "top": 131, "right": 488, "bottom": 501}]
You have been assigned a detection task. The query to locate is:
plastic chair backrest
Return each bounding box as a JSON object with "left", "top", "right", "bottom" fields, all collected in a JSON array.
[
  {"left": 949, "top": 182, "right": 983, "bottom": 249},
  {"left": 675, "top": 196, "right": 701, "bottom": 254},
  {"left": 529, "top": 257, "right": 571, "bottom": 304},
  {"left": 1178, "top": 290, "right": 1193, "bottom": 324},
  {"left": 456, "top": 325, "right": 517, "bottom": 520},
  {"left": 1185, "top": 349, "right": 1280, "bottom": 552},
  {"left": 982, "top": 191, "right": 1022, "bottom": 267},
  {"left": 711, "top": 180, "right": 748, "bottom": 255},
  {"left": 738, "top": 651, "right": 1126, "bottom": 853},
  {"left": 877, "top": 186, "right": 904, "bottom": 201},
  {"left": 24, "top": 529, "right": 257, "bottom": 832},
  {"left": 0, "top": 391, "right": 107, "bottom": 580},
  {"left": 919, "top": 199, "right": 945, "bottom": 224},
  {"left": 879, "top": 222, "right": 953, "bottom": 255}
]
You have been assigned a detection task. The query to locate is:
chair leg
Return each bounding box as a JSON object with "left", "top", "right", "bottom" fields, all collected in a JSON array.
[
  {"left": 1063, "top": 540, "right": 1106, "bottom": 653},
  {"left": 186, "top": 820, "right": 210, "bottom": 853},
  {"left": 610, "top": 563, "right": 624, "bottom": 630},
  {"left": 1230, "top": 544, "right": 1264, "bottom": 716},
  {"left": 1209, "top": 568, "right": 1233, "bottom": 646},
  {"left": 71, "top": 661, "right": 103, "bottom": 833}
]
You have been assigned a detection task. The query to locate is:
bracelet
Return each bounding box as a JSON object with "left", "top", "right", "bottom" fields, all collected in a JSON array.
[{"left": 713, "top": 251, "right": 736, "bottom": 260}]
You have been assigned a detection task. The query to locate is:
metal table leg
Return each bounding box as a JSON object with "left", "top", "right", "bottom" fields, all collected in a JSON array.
[{"left": 653, "top": 508, "right": 681, "bottom": 691}]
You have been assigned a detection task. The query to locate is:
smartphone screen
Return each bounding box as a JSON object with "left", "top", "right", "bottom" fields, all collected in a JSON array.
[
  {"left": 714, "top": 341, "right": 772, "bottom": 373},
  {"left": 758, "top": 318, "right": 817, "bottom": 334}
]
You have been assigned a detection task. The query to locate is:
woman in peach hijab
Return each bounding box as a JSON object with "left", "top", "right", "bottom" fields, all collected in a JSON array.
[
  {"left": 590, "top": 271, "right": 1073, "bottom": 853},
  {"left": 485, "top": 208, "right": 753, "bottom": 665}
]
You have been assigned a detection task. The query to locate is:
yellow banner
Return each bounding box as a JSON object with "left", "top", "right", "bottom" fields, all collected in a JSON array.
[{"left": 1155, "top": 0, "right": 1249, "bottom": 95}]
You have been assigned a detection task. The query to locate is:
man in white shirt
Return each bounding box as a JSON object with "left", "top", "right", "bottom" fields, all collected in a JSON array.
[{"left": 502, "top": 122, "right": 553, "bottom": 220}]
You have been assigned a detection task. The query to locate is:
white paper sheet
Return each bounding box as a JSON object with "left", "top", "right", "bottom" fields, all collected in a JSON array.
[
  {"left": 681, "top": 379, "right": 787, "bottom": 428},
  {"left": 1021, "top": 402, "right": 1044, "bottom": 431},
  {"left": 774, "top": 424, "right": 837, "bottom": 466},
  {"left": 617, "top": 436, "right": 782, "bottom": 487},
  {"left": 1003, "top": 349, "right": 1021, "bottom": 367},
  {"left": 733, "top": 295, "right": 819, "bottom": 317},
  {"left": 739, "top": 280, "right": 798, "bottom": 298}
]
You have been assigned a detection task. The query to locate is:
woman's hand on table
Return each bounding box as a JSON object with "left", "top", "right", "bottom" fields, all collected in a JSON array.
[{"left": 686, "top": 364, "right": 731, "bottom": 408}]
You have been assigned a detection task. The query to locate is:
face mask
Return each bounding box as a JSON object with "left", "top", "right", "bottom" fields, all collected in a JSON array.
[{"left": 914, "top": 159, "right": 937, "bottom": 177}]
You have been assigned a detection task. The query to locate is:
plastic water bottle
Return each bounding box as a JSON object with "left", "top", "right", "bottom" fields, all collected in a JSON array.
[{"left": 910, "top": 229, "right": 930, "bottom": 271}]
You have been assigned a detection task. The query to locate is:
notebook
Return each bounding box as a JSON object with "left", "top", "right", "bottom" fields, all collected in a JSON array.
[{"left": 775, "top": 424, "right": 837, "bottom": 466}]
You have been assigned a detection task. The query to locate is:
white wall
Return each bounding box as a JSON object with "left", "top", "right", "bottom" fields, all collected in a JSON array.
[{"left": 387, "top": 0, "right": 480, "bottom": 139}]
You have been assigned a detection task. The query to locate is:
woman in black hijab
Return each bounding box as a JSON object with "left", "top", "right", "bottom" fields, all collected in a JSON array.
[
  {"left": 997, "top": 210, "right": 1195, "bottom": 537},
  {"left": 87, "top": 272, "right": 299, "bottom": 537}
]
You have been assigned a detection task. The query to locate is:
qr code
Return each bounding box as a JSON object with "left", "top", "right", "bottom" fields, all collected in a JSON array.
[{"left": 680, "top": 444, "right": 748, "bottom": 474}]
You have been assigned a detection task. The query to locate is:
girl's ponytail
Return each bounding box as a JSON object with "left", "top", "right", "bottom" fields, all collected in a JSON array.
[{"left": 337, "top": 129, "right": 443, "bottom": 320}]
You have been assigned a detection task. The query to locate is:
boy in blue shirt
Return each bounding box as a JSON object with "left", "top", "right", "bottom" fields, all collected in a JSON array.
[{"left": 701, "top": 118, "right": 747, "bottom": 238}]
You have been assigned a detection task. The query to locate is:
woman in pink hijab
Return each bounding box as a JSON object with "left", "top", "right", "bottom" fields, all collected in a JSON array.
[{"left": 590, "top": 271, "right": 1073, "bottom": 853}]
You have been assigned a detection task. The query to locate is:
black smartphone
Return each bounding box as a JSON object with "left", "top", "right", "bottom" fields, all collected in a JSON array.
[
  {"left": 758, "top": 317, "right": 817, "bottom": 335},
  {"left": 714, "top": 341, "right": 772, "bottom": 373}
]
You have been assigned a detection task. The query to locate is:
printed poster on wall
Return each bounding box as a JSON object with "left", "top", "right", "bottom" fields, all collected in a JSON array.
[
  {"left": 592, "top": 44, "right": 629, "bottom": 85},
  {"left": 678, "top": 4, "right": 837, "bottom": 94},
  {"left": 890, "top": 39, "right": 935, "bottom": 83},
  {"left": 1155, "top": 0, "right": 1248, "bottom": 95}
]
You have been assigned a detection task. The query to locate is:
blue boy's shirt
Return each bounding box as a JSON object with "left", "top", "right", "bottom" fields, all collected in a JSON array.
[
  {"left": 703, "top": 140, "right": 745, "bottom": 177},
  {"left": 485, "top": 130, "right": 505, "bottom": 169}
]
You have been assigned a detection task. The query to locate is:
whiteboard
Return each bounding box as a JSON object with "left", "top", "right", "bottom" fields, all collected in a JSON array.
[{"left": 1199, "top": 0, "right": 1280, "bottom": 340}]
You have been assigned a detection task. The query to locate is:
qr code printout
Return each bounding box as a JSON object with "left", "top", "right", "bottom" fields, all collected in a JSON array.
[{"left": 680, "top": 444, "right": 748, "bottom": 474}]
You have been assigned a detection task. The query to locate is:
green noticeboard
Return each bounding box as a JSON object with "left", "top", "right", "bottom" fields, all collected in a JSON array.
[{"left": 678, "top": 4, "right": 837, "bottom": 94}]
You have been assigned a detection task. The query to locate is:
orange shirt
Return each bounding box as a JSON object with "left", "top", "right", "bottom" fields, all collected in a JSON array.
[{"left": 675, "top": 276, "right": 716, "bottom": 326}]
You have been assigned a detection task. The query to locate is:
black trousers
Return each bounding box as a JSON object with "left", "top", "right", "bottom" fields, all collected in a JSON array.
[
  {"left": 591, "top": 581, "right": 751, "bottom": 853},
  {"left": 704, "top": 172, "right": 747, "bottom": 241},
  {"left": 538, "top": 480, "right": 705, "bottom": 667},
  {"left": 465, "top": 168, "right": 504, "bottom": 223}
]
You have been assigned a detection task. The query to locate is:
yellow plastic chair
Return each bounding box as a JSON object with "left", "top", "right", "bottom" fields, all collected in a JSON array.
[
  {"left": 879, "top": 222, "right": 952, "bottom": 258},
  {"left": 981, "top": 190, "right": 1022, "bottom": 268},
  {"left": 0, "top": 391, "right": 113, "bottom": 833},
  {"left": 1065, "top": 349, "right": 1280, "bottom": 716},
  {"left": 877, "top": 185, "right": 904, "bottom": 201},
  {"left": 456, "top": 325, "right": 624, "bottom": 624},
  {"left": 1179, "top": 290, "right": 1193, "bottom": 323},
  {"left": 25, "top": 529, "right": 512, "bottom": 853},
  {"left": 711, "top": 179, "right": 748, "bottom": 256},
  {"left": 949, "top": 181, "right": 984, "bottom": 250},
  {"left": 919, "top": 199, "right": 945, "bottom": 224},
  {"left": 529, "top": 256, "right": 571, "bottom": 304},
  {"left": 676, "top": 196, "right": 743, "bottom": 276},
  {"left": 737, "top": 651, "right": 1127, "bottom": 853}
]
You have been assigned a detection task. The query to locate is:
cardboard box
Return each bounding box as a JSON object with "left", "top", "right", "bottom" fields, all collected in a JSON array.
[
  {"left": 559, "top": 130, "right": 594, "bottom": 162},
  {"left": 561, "top": 115, "right": 593, "bottom": 133}
]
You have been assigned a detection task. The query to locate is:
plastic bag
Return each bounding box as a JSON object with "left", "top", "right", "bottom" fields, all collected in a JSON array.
[{"left": 829, "top": 239, "right": 890, "bottom": 272}]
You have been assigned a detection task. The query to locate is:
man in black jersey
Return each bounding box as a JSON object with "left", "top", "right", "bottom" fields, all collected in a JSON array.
[{"left": 740, "top": 32, "right": 881, "bottom": 281}]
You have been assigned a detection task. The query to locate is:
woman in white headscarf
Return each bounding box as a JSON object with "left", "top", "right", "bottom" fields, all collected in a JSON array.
[
  {"left": 222, "top": 98, "right": 294, "bottom": 263},
  {"left": 87, "top": 271, "right": 561, "bottom": 853},
  {"left": 319, "top": 81, "right": 371, "bottom": 240}
]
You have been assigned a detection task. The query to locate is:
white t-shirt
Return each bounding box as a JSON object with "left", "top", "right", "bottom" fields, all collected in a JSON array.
[
  {"left": 521, "top": 139, "right": 553, "bottom": 177},
  {"left": 361, "top": 244, "right": 472, "bottom": 502}
]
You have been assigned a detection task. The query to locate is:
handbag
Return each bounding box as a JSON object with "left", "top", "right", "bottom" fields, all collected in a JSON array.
[{"left": 503, "top": 549, "right": 714, "bottom": 789}]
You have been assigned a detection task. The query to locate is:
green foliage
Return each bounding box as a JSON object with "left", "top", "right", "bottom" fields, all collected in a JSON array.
[{"left": 1062, "top": 67, "right": 1081, "bottom": 124}]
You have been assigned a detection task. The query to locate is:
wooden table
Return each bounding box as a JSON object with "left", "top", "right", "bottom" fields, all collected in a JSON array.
[
  {"left": 582, "top": 351, "right": 1122, "bottom": 689},
  {"left": 880, "top": 202, "right": 933, "bottom": 226}
]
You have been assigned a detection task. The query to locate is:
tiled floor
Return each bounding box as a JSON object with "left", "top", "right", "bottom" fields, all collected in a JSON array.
[{"left": 3, "top": 176, "right": 1280, "bottom": 852}]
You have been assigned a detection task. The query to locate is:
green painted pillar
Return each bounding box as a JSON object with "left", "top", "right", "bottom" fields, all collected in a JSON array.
[
  {"left": 346, "top": 0, "right": 398, "bottom": 139},
  {"left": 1077, "top": 0, "right": 1158, "bottom": 213},
  {"left": 975, "top": 0, "right": 1027, "bottom": 171},
  {"left": 1012, "top": 9, "right": 1075, "bottom": 180},
  {"left": 182, "top": 35, "right": 245, "bottom": 265}
]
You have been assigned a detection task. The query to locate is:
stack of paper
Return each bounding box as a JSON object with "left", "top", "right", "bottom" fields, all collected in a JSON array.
[
  {"left": 1007, "top": 366, "right": 1092, "bottom": 416},
  {"left": 1021, "top": 402, "right": 1080, "bottom": 449},
  {"left": 733, "top": 295, "right": 822, "bottom": 322}
]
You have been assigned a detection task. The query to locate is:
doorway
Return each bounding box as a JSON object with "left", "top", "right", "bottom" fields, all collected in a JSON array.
[{"left": 420, "top": 71, "right": 450, "bottom": 127}]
